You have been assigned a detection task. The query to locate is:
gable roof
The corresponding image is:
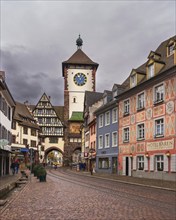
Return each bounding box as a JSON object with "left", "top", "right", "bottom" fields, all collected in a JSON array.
[
  {"left": 84, "top": 91, "right": 103, "bottom": 113},
  {"left": 13, "top": 102, "right": 40, "bottom": 129},
  {"left": 53, "top": 106, "right": 64, "bottom": 122},
  {"left": 116, "top": 35, "right": 176, "bottom": 100}
]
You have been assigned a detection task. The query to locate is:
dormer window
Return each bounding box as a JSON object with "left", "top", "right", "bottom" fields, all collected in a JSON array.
[
  {"left": 148, "top": 64, "right": 154, "bottom": 78},
  {"left": 113, "top": 90, "right": 117, "bottom": 100},
  {"left": 131, "top": 75, "right": 136, "bottom": 87},
  {"left": 103, "top": 96, "right": 107, "bottom": 105},
  {"left": 168, "top": 44, "right": 174, "bottom": 56}
]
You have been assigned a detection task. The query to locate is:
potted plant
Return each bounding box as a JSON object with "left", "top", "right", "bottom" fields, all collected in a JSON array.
[
  {"left": 33, "top": 164, "right": 42, "bottom": 177},
  {"left": 36, "top": 167, "right": 47, "bottom": 182}
]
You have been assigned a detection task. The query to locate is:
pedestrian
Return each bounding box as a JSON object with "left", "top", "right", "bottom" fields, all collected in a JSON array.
[
  {"left": 10, "top": 161, "right": 15, "bottom": 175},
  {"left": 15, "top": 161, "right": 19, "bottom": 174}
]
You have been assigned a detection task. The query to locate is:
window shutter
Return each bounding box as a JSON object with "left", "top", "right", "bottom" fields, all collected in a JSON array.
[
  {"left": 171, "top": 154, "right": 176, "bottom": 172},
  {"left": 164, "top": 155, "right": 169, "bottom": 172},
  {"left": 122, "top": 157, "right": 126, "bottom": 175},
  {"left": 133, "top": 156, "right": 136, "bottom": 170},
  {"left": 144, "top": 157, "right": 148, "bottom": 171},
  {"left": 150, "top": 155, "right": 154, "bottom": 171},
  {"left": 129, "top": 157, "right": 132, "bottom": 176}
]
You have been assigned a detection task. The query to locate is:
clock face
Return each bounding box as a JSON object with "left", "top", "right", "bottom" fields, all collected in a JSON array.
[{"left": 73, "top": 73, "right": 87, "bottom": 86}]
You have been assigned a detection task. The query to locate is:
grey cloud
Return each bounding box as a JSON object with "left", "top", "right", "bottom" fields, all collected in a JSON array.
[
  {"left": 1, "top": 1, "right": 175, "bottom": 104},
  {"left": 1, "top": 47, "right": 64, "bottom": 105}
]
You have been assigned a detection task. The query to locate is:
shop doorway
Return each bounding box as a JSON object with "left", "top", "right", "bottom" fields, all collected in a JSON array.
[{"left": 126, "top": 157, "right": 129, "bottom": 176}]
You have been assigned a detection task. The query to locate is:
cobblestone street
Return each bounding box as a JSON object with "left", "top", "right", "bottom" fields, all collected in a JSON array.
[{"left": 1, "top": 169, "right": 176, "bottom": 220}]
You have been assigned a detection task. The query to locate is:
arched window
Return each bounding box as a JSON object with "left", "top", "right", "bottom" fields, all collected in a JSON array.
[{"left": 73, "top": 97, "right": 76, "bottom": 103}]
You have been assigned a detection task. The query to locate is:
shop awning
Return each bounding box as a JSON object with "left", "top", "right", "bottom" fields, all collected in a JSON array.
[{"left": 20, "top": 148, "right": 29, "bottom": 152}]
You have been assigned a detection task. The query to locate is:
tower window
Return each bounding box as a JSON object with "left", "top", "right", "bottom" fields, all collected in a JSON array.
[{"left": 73, "top": 97, "right": 76, "bottom": 103}]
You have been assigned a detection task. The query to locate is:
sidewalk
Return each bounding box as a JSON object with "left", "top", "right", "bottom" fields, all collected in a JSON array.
[
  {"left": 70, "top": 169, "right": 176, "bottom": 191},
  {"left": 0, "top": 169, "right": 30, "bottom": 199},
  {"left": 0, "top": 174, "right": 21, "bottom": 199}
]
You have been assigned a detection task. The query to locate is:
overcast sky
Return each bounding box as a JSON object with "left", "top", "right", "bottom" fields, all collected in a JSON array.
[{"left": 0, "top": 1, "right": 175, "bottom": 106}]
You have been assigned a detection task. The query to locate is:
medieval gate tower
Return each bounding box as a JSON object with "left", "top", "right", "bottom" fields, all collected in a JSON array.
[{"left": 62, "top": 35, "right": 99, "bottom": 164}]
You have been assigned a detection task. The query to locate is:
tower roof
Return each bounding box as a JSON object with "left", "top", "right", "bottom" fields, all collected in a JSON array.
[{"left": 62, "top": 49, "right": 99, "bottom": 76}]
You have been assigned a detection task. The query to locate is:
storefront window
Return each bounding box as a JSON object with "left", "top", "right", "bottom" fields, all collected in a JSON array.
[{"left": 98, "top": 158, "right": 109, "bottom": 169}]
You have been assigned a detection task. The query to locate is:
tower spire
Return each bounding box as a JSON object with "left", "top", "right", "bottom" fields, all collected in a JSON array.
[{"left": 76, "top": 34, "right": 83, "bottom": 49}]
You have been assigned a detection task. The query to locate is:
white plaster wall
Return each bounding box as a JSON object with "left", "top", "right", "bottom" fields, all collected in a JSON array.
[
  {"left": 0, "top": 112, "right": 11, "bottom": 132},
  {"left": 67, "top": 68, "right": 94, "bottom": 118},
  {"left": 44, "top": 137, "right": 64, "bottom": 152},
  {"left": 11, "top": 123, "right": 39, "bottom": 147},
  {"left": 69, "top": 92, "right": 85, "bottom": 118}
]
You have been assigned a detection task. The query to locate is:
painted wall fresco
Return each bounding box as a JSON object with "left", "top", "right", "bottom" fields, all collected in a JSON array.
[
  {"left": 146, "top": 88, "right": 153, "bottom": 108},
  {"left": 165, "top": 77, "right": 176, "bottom": 101},
  {"left": 119, "top": 76, "right": 176, "bottom": 156}
]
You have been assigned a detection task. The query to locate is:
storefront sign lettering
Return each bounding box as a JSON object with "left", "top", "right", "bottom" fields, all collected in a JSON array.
[{"left": 147, "top": 139, "right": 174, "bottom": 151}]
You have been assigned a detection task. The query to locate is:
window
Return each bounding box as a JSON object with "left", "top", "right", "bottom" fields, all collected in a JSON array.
[
  {"left": 23, "top": 127, "right": 28, "bottom": 134},
  {"left": 103, "top": 96, "right": 107, "bottom": 104},
  {"left": 154, "top": 84, "right": 164, "bottom": 103},
  {"left": 155, "top": 118, "right": 164, "bottom": 137},
  {"left": 105, "top": 133, "right": 110, "bottom": 148},
  {"left": 31, "top": 129, "right": 36, "bottom": 136},
  {"left": 123, "top": 127, "right": 129, "bottom": 142},
  {"left": 168, "top": 44, "right": 174, "bottom": 56},
  {"left": 31, "top": 140, "right": 36, "bottom": 148},
  {"left": 105, "top": 111, "right": 110, "bottom": 125},
  {"left": 23, "top": 139, "right": 28, "bottom": 146},
  {"left": 148, "top": 64, "right": 154, "bottom": 78},
  {"left": 12, "top": 135, "right": 16, "bottom": 143},
  {"left": 98, "top": 158, "right": 109, "bottom": 169},
  {"left": 49, "top": 137, "right": 58, "bottom": 143},
  {"left": 112, "top": 108, "right": 117, "bottom": 123},
  {"left": 131, "top": 75, "right": 136, "bottom": 87},
  {"left": 112, "top": 132, "right": 117, "bottom": 147},
  {"left": 137, "top": 92, "right": 145, "bottom": 110},
  {"left": 99, "top": 114, "right": 103, "bottom": 128},
  {"left": 137, "top": 123, "right": 145, "bottom": 140},
  {"left": 38, "top": 118, "right": 43, "bottom": 124},
  {"left": 137, "top": 156, "right": 144, "bottom": 170},
  {"left": 38, "top": 109, "right": 43, "bottom": 114},
  {"left": 73, "top": 97, "right": 76, "bottom": 103},
  {"left": 12, "top": 121, "right": 16, "bottom": 130},
  {"left": 113, "top": 90, "right": 117, "bottom": 100},
  {"left": 124, "top": 99, "right": 130, "bottom": 115},
  {"left": 98, "top": 135, "right": 103, "bottom": 149},
  {"left": 41, "top": 146, "right": 45, "bottom": 151},
  {"left": 155, "top": 155, "right": 164, "bottom": 171}
]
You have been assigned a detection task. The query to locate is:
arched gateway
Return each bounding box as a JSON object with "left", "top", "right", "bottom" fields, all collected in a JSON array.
[{"left": 44, "top": 146, "right": 64, "bottom": 166}]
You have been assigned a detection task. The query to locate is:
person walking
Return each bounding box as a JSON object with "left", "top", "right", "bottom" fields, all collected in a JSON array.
[
  {"left": 10, "top": 161, "right": 16, "bottom": 175},
  {"left": 15, "top": 161, "right": 19, "bottom": 174}
]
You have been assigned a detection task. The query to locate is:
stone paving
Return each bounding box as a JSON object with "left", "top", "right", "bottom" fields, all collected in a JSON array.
[{"left": 0, "top": 170, "right": 175, "bottom": 220}]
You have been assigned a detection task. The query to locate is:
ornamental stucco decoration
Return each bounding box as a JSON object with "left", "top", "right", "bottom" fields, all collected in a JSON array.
[{"left": 166, "top": 101, "right": 174, "bottom": 114}]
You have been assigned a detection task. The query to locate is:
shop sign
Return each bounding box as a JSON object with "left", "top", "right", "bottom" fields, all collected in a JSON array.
[
  {"left": 0, "top": 139, "right": 9, "bottom": 148},
  {"left": 147, "top": 139, "right": 174, "bottom": 151}
]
